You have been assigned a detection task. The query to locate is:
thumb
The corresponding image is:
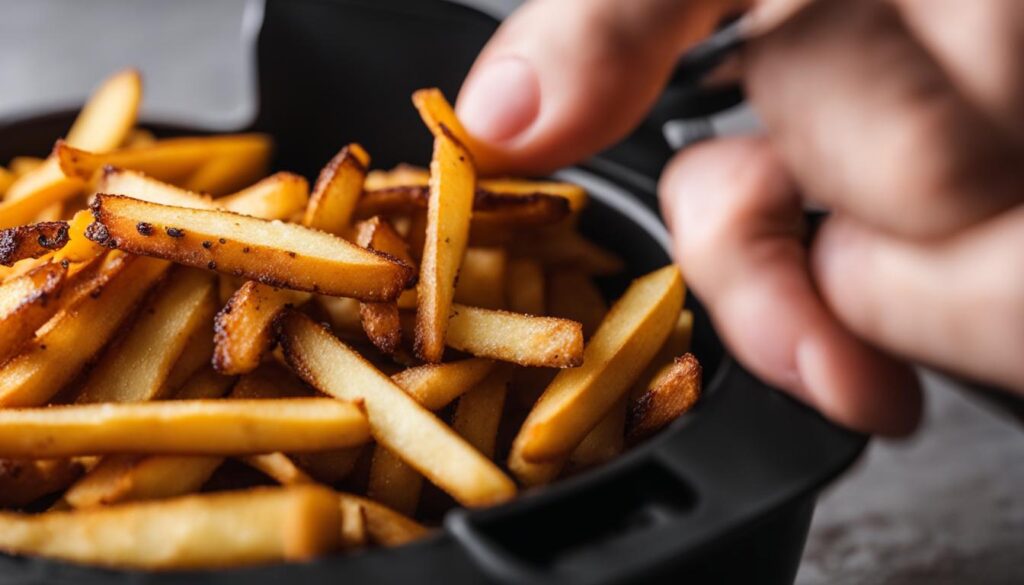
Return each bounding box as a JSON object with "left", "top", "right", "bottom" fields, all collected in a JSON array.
[{"left": 456, "top": 0, "right": 740, "bottom": 175}]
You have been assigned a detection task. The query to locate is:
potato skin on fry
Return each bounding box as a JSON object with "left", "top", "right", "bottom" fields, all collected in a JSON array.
[
  {"left": 0, "top": 222, "right": 69, "bottom": 266},
  {"left": 627, "top": 353, "right": 702, "bottom": 443}
]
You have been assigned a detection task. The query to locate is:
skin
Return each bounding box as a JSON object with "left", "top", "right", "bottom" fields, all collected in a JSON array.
[{"left": 455, "top": 0, "right": 1024, "bottom": 436}]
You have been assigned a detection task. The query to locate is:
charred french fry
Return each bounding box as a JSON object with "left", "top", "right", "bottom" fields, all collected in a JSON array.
[
  {"left": 446, "top": 304, "right": 583, "bottom": 368},
  {"left": 627, "top": 354, "right": 702, "bottom": 443},
  {"left": 76, "top": 268, "right": 217, "bottom": 403},
  {"left": 213, "top": 281, "right": 309, "bottom": 375},
  {"left": 0, "top": 255, "right": 168, "bottom": 408},
  {"left": 415, "top": 129, "right": 475, "bottom": 362},
  {"left": 305, "top": 144, "right": 370, "bottom": 235},
  {"left": 355, "top": 216, "right": 415, "bottom": 354},
  {"left": 279, "top": 312, "right": 516, "bottom": 507},
  {"left": 86, "top": 194, "right": 413, "bottom": 300},
  {"left": 0, "top": 263, "right": 66, "bottom": 364},
  {"left": 0, "top": 398, "right": 370, "bottom": 458},
  {"left": 0, "top": 222, "right": 69, "bottom": 266},
  {"left": 218, "top": 171, "right": 310, "bottom": 220},
  {"left": 54, "top": 210, "right": 106, "bottom": 264},
  {"left": 510, "top": 266, "right": 684, "bottom": 485},
  {"left": 0, "top": 487, "right": 340, "bottom": 569}
]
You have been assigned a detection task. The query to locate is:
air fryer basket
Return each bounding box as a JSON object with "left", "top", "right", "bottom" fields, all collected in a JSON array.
[{"left": 0, "top": 1, "right": 866, "bottom": 584}]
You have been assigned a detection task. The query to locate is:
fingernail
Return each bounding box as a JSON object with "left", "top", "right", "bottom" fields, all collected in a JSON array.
[{"left": 457, "top": 56, "right": 540, "bottom": 143}]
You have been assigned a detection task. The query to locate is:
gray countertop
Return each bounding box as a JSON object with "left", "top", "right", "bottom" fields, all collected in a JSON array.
[{"left": 2, "top": 2, "right": 1021, "bottom": 583}]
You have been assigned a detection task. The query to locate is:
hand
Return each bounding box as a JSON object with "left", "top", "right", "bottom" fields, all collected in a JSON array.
[{"left": 456, "top": 0, "right": 1024, "bottom": 436}]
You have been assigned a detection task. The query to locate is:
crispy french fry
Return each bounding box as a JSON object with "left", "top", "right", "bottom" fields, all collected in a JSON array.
[
  {"left": 218, "top": 171, "right": 310, "bottom": 220},
  {"left": 452, "top": 367, "right": 512, "bottom": 459},
  {"left": 412, "top": 88, "right": 500, "bottom": 176},
  {"left": 339, "top": 497, "right": 368, "bottom": 549},
  {"left": 76, "top": 268, "right": 216, "bottom": 403},
  {"left": 0, "top": 263, "right": 66, "bottom": 364},
  {"left": 506, "top": 258, "right": 544, "bottom": 315},
  {"left": 54, "top": 210, "right": 106, "bottom": 263},
  {"left": 510, "top": 266, "right": 684, "bottom": 485},
  {"left": 454, "top": 247, "right": 506, "bottom": 310},
  {"left": 547, "top": 269, "right": 609, "bottom": 339},
  {"left": 97, "top": 166, "right": 212, "bottom": 208},
  {"left": 62, "top": 454, "right": 223, "bottom": 509},
  {"left": 0, "top": 164, "right": 82, "bottom": 230},
  {"left": 0, "top": 398, "right": 369, "bottom": 458},
  {"left": 415, "top": 130, "right": 475, "bottom": 362},
  {"left": 0, "top": 487, "right": 340, "bottom": 569},
  {"left": 0, "top": 255, "right": 168, "bottom": 407},
  {"left": 0, "top": 459, "right": 84, "bottom": 508},
  {"left": 567, "top": 396, "right": 627, "bottom": 473},
  {"left": 391, "top": 358, "right": 495, "bottom": 411},
  {"left": 55, "top": 134, "right": 272, "bottom": 185},
  {"left": 241, "top": 453, "right": 314, "bottom": 486},
  {"left": 214, "top": 281, "right": 309, "bottom": 375},
  {"left": 355, "top": 217, "right": 415, "bottom": 354},
  {"left": 338, "top": 492, "right": 430, "bottom": 547},
  {"left": 367, "top": 447, "right": 422, "bottom": 516},
  {"left": 87, "top": 194, "right": 413, "bottom": 300},
  {"left": 628, "top": 309, "right": 694, "bottom": 402},
  {"left": 627, "top": 353, "right": 702, "bottom": 443},
  {"left": 305, "top": 144, "right": 370, "bottom": 235},
  {"left": 65, "top": 69, "right": 143, "bottom": 152},
  {"left": 446, "top": 304, "right": 583, "bottom": 368},
  {"left": 182, "top": 143, "right": 272, "bottom": 196},
  {"left": 357, "top": 186, "right": 570, "bottom": 229},
  {"left": 0, "top": 222, "right": 69, "bottom": 266},
  {"left": 279, "top": 312, "right": 515, "bottom": 507}
]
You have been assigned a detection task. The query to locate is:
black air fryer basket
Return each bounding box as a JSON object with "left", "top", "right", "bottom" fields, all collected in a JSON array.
[{"left": 0, "top": 1, "right": 866, "bottom": 583}]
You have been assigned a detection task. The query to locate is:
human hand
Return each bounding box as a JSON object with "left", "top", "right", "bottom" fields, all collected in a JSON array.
[{"left": 456, "top": 0, "right": 1024, "bottom": 436}]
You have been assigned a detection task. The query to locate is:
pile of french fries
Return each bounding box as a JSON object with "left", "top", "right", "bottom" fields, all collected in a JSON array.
[{"left": 0, "top": 70, "right": 702, "bottom": 570}]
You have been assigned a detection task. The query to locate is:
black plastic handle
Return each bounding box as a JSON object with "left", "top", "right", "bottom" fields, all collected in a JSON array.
[{"left": 446, "top": 359, "right": 865, "bottom": 585}]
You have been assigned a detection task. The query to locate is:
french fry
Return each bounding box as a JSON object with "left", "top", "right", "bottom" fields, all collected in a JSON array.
[
  {"left": 0, "top": 167, "right": 81, "bottom": 230},
  {"left": 55, "top": 134, "right": 272, "bottom": 185},
  {"left": 241, "top": 453, "right": 315, "bottom": 486},
  {"left": 214, "top": 281, "right": 309, "bottom": 375},
  {"left": 97, "top": 166, "right": 212, "bottom": 208},
  {"left": 510, "top": 266, "right": 684, "bottom": 485},
  {"left": 218, "top": 171, "right": 310, "bottom": 220},
  {"left": 304, "top": 144, "right": 370, "bottom": 235},
  {"left": 0, "top": 255, "right": 168, "bottom": 407},
  {"left": 452, "top": 367, "right": 512, "bottom": 459},
  {"left": 123, "top": 128, "right": 156, "bottom": 148},
  {"left": 454, "top": 248, "right": 506, "bottom": 310},
  {"left": 76, "top": 267, "right": 216, "bottom": 403},
  {"left": 627, "top": 354, "right": 702, "bottom": 443},
  {"left": 231, "top": 362, "right": 312, "bottom": 399},
  {"left": 0, "top": 166, "right": 14, "bottom": 195},
  {"left": 182, "top": 142, "right": 272, "bottom": 196},
  {"left": 355, "top": 216, "right": 415, "bottom": 354},
  {"left": 414, "top": 130, "right": 475, "bottom": 362},
  {"left": 391, "top": 358, "right": 495, "bottom": 411},
  {"left": 171, "top": 365, "right": 236, "bottom": 401},
  {"left": 338, "top": 492, "right": 430, "bottom": 547},
  {"left": 357, "top": 186, "right": 570, "bottom": 229},
  {"left": 65, "top": 69, "right": 143, "bottom": 153},
  {"left": 446, "top": 304, "right": 584, "bottom": 368},
  {"left": 160, "top": 321, "right": 218, "bottom": 397},
  {"left": 0, "top": 263, "right": 66, "bottom": 364},
  {"left": 8, "top": 157, "right": 45, "bottom": 177},
  {"left": 62, "top": 454, "right": 223, "bottom": 509},
  {"left": 547, "top": 269, "right": 609, "bottom": 339},
  {"left": 0, "top": 222, "right": 69, "bottom": 266},
  {"left": 339, "top": 497, "right": 368, "bottom": 549},
  {"left": 87, "top": 194, "right": 413, "bottom": 300},
  {"left": 506, "top": 258, "right": 545, "bottom": 315},
  {"left": 279, "top": 312, "right": 516, "bottom": 507},
  {"left": 628, "top": 309, "right": 694, "bottom": 402},
  {"left": 567, "top": 396, "right": 627, "bottom": 473},
  {"left": 0, "top": 398, "right": 370, "bottom": 458},
  {"left": 0, "top": 487, "right": 340, "bottom": 569},
  {"left": 0, "top": 459, "right": 84, "bottom": 508},
  {"left": 513, "top": 229, "right": 624, "bottom": 275},
  {"left": 367, "top": 447, "right": 422, "bottom": 516},
  {"left": 54, "top": 210, "right": 106, "bottom": 263},
  {"left": 412, "top": 88, "right": 500, "bottom": 176}
]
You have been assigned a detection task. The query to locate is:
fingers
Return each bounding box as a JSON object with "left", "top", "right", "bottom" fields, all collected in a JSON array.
[
  {"left": 812, "top": 207, "right": 1024, "bottom": 392},
  {"left": 661, "top": 137, "right": 922, "bottom": 436},
  {"left": 745, "top": 0, "right": 1024, "bottom": 238},
  {"left": 456, "top": 0, "right": 740, "bottom": 175}
]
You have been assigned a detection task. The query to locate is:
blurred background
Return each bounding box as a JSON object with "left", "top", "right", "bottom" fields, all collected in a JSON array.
[{"left": 1, "top": 1, "right": 1021, "bottom": 583}]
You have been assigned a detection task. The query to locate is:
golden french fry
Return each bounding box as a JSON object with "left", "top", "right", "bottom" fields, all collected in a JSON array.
[
  {"left": 279, "top": 312, "right": 516, "bottom": 507},
  {"left": 160, "top": 321, "right": 218, "bottom": 397},
  {"left": 214, "top": 281, "right": 309, "bottom": 375},
  {"left": 87, "top": 194, "right": 413, "bottom": 300},
  {"left": 63, "top": 454, "right": 223, "bottom": 509},
  {"left": 355, "top": 216, "right": 415, "bottom": 354},
  {"left": 76, "top": 267, "right": 216, "bottom": 403},
  {"left": 506, "top": 258, "right": 545, "bottom": 315},
  {"left": 547, "top": 269, "right": 609, "bottom": 339},
  {"left": 446, "top": 303, "right": 584, "bottom": 368},
  {"left": 363, "top": 164, "right": 429, "bottom": 190},
  {"left": 65, "top": 69, "right": 143, "bottom": 153},
  {"left": 338, "top": 492, "right": 430, "bottom": 547},
  {"left": 218, "top": 171, "right": 310, "bottom": 220},
  {"left": 241, "top": 453, "right": 315, "bottom": 486},
  {"left": 627, "top": 353, "right": 702, "bottom": 443},
  {"left": 54, "top": 134, "right": 272, "bottom": 185},
  {"left": 391, "top": 358, "right": 495, "bottom": 411},
  {"left": 97, "top": 166, "right": 212, "bottom": 208},
  {"left": 305, "top": 144, "right": 370, "bottom": 235},
  {"left": 0, "top": 164, "right": 81, "bottom": 230},
  {"left": 123, "top": 128, "right": 156, "bottom": 148},
  {"left": 181, "top": 142, "right": 272, "bottom": 196},
  {"left": 0, "top": 398, "right": 370, "bottom": 458},
  {"left": 510, "top": 266, "right": 684, "bottom": 485},
  {"left": 0, "top": 459, "right": 84, "bottom": 508},
  {"left": 453, "top": 367, "right": 512, "bottom": 459},
  {"left": 0, "top": 487, "right": 340, "bottom": 569},
  {"left": 8, "top": 157, "right": 45, "bottom": 177},
  {"left": 454, "top": 247, "right": 507, "bottom": 310},
  {"left": 567, "top": 396, "right": 627, "bottom": 473},
  {"left": 339, "top": 497, "right": 368, "bottom": 549},
  {"left": 415, "top": 130, "right": 475, "bottom": 362},
  {"left": 513, "top": 229, "right": 624, "bottom": 275},
  {"left": 171, "top": 365, "right": 236, "bottom": 401},
  {"left": 0, "top": 263, "right": 66, "bottom": 364},
  {"left": 367, "top": 447, "right": 423, "bottom": 516},
  {"left": 0, "top": 255, "right": 168, "bottom": 407},
  {"left": 54, "top": 210, "right": 106, "bottom": 263},
  {"left": 628, "top": 309, "right": 694, "bottom": 402},
  {"left": 412, "top": 88, "right": 500, "bottom": 176}
]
